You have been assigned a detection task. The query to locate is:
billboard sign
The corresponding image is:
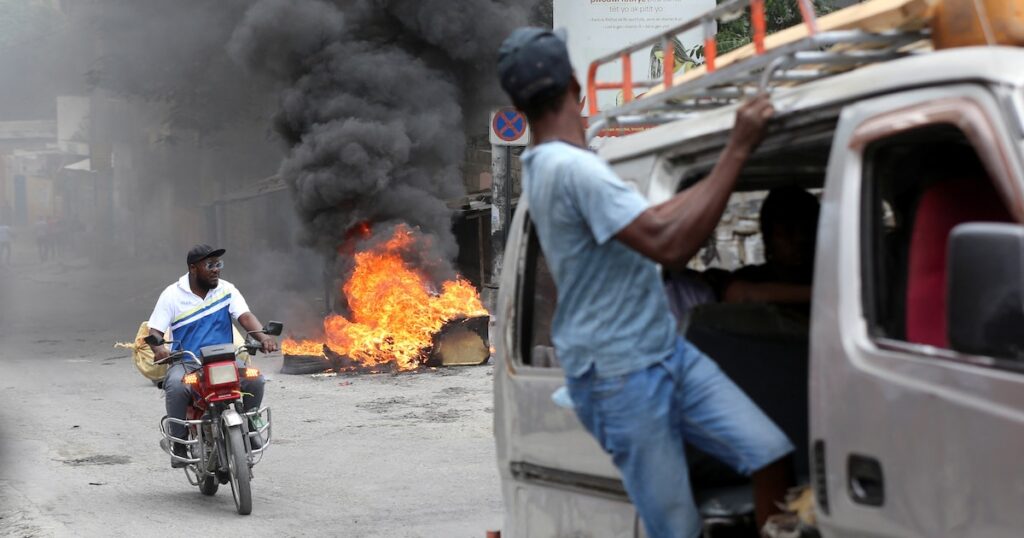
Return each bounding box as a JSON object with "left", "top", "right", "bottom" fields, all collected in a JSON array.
[{"left": 554, "top": 0, "right": 715, "bottom": 114}]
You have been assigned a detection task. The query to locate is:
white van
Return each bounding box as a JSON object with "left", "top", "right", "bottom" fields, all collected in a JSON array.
[{"left": 493, "top": 9, "right": 1024, "bottom": 537}]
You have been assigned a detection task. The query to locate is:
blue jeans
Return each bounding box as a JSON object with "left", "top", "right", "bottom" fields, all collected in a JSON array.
[{"left": 566, "top": 337, "right": 793, "bottom": 538}]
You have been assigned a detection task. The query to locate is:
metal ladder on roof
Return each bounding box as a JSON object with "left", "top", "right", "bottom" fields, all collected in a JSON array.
[{"left": 585, "top": 0, "right": 930, "bottom": 140}]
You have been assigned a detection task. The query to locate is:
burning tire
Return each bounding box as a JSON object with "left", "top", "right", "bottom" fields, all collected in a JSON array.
[
  {"left": 281, "top": 315, "right": 490, "bottom": 374},
  {"left": 280, "top": 351, "right": 336, "bottom": 375}
]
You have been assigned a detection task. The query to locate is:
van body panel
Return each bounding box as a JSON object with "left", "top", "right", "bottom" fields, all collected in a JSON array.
[
  {"left": 511, "top": 483, "right": 638, "bottom": 537},
  {"left": 495, "top": 198, "right": 635, "bottom": 537},
  {"left": 813, "top": 83, "right": 1024, "bottom": 537}
]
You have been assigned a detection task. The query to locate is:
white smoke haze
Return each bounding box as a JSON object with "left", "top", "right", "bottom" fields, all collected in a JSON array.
[{"left": 0, "top": 0, "right": 543, "bottom": 334}]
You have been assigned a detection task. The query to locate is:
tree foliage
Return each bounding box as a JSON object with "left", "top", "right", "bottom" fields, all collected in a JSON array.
[{"left": 715, "top": 0, "right": 837, "bottom": 54}]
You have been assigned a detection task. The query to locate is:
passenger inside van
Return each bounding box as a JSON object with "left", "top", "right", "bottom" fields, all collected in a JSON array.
[
  {"left": 721, "top": 186, "right": 819, "bottom": 307},
  {"left": 664, "top": 186, "right": 820, "bottom": 323}
]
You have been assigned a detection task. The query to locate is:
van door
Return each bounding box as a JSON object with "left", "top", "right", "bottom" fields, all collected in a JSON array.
[
  {"left": 812, "top": 83, "right": 1024, "bottom": 537},
  {"left": 494, "top": 200, "right": 641, "bottom": 537}
]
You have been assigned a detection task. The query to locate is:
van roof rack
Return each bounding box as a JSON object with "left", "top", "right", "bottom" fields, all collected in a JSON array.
[{"left": 585, "top": 0, "right": 931, "bottom": 140}]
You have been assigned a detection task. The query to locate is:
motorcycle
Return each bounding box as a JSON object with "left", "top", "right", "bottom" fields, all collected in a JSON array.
[{"left": 145, "top": 321, "right": 282, "bottom": 515}]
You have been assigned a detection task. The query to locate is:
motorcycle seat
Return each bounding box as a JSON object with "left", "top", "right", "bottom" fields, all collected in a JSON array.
[{"left": 199, "top": 343, "right": 236, "bottom": 364}]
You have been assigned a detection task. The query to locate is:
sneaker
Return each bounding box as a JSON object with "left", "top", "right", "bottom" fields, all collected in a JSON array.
[
  {"left": 249, "top": 414, "right": 267, "bottom": 431},
  {"left": 248, "top": 414, "right": 266, "bottom": 450}
]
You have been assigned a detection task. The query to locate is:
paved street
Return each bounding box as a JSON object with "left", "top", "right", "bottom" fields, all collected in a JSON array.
[{"left": 0, "top": 250, "right": 502, "bottom": 537}]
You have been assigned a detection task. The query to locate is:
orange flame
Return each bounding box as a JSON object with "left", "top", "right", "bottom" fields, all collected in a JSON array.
[{"left": 283, "top": 225, "right": 488, "bottom": 371}]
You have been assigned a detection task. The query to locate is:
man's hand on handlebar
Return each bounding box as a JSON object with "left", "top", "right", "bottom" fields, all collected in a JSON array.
[
  {"left": 258, "top": 336, "right": 279, "bottom": 354},
  {"left": 152, "top": 344, "right": 170, "bottom": 364}
]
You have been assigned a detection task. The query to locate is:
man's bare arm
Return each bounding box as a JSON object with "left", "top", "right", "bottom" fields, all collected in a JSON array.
[
  {"left": 238, "top": 312, "right": 279, "bottom": 353},
  {"left": 615, "top": 96, "right": 774, "bottom": 270}
]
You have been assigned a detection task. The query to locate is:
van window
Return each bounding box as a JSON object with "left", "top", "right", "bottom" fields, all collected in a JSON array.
[
  {"left": 860, "top": 125, "right": 1014, "bottom": 351},
  {"left": 517, "top": 220, "right": 559, "bottom": 368}
]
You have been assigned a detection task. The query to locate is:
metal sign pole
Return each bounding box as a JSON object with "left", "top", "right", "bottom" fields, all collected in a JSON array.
[
  {"left": 489, "top": 143, "right": 510, "bottom": 297},
  {"left": 485, "top": 107, "right": 529, "bottom": 312}
]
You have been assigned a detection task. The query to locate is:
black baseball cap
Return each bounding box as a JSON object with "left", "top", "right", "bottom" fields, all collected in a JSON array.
[
  {"left": 498, "top": 27, "right": 573, "bottom": 108},
  {"left": 187, "top": 244, "right": 226, "bottom": 265}
]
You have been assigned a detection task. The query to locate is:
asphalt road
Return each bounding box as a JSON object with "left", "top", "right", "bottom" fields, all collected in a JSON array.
[{"left": 0, "top": 249, "right": 503, "bottom": 537}]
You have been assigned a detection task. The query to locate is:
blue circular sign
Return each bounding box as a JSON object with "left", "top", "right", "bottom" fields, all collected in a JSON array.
[{"left": 493, "top": 108, "right": 526, "bottom": 142}]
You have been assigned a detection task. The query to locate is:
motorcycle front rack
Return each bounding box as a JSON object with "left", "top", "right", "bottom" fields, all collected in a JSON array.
[
  {"left": 243, "top": 406, "right": 272, "bottom": 458},
  {"left": 159, "top": 416, "right": 208, "bottom": 468},
  {"left": 159, "top": 407, "right": 272, "bottom": 472}
]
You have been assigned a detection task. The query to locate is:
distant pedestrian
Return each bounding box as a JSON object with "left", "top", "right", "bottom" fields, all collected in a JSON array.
[
  {"left": 51, "top": 217, "right": 69, "bottom": 259},
  {"left": 34, "top": 218, "right": 48, "bottom": 262},
  {"left": 0, "top": 223, "right": 11, "bottom": 265},
  {"left": 46, "top": 217, "right": 61, "bottom": 259}
]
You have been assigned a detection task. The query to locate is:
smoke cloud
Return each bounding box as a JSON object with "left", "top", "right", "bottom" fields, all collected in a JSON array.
[{"left": 229, "top": 0, "right": 532, "bottom": 278}]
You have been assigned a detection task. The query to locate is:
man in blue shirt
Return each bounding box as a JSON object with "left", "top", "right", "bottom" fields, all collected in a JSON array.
[
  {"left": 498, "top": 28, "right": 793, "bottom": 537},
  {"left": 148, "top": 244, "right": 278, "bottom": 467}
]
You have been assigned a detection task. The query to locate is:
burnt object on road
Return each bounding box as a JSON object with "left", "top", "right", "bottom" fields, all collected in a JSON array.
[{"left": 281, "top": 315, "right": 490, "bottom": 374}]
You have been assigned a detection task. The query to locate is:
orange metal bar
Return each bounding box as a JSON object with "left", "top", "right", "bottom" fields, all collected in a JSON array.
[
  {"left": 587, "top": 61, "right": 600, "bottom": 116},
  {"left": 796, "top": 0, "right": 819, "bottom": 35},
  {"left": 621, "top": 53, "right": 634, "bottom": 102},
  {"left": 663, "top": 37, "right": 673, "bottom": 89},
  {"left": 704, "top": 37, "right": 717, "bottom": 72},
  {"left": 703, "top": 18, "right": 717, "bottom": 72},
  {"left": 751, "top": 0, "right": 767, "bottom": 54}
]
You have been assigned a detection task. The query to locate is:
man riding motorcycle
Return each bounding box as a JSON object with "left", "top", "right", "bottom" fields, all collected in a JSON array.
[{"left": 147, "top": 244, "right": 279, "bottom": 467}]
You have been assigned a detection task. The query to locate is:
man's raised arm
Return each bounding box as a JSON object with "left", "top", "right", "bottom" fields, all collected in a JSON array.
[{"left": 616, "top": 95, "right": 774, "bottom": 270}]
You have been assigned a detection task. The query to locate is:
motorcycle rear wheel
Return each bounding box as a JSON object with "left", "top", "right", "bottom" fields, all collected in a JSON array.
[{"left": 226, "top": 426, "right": 252, "bottom": 515}]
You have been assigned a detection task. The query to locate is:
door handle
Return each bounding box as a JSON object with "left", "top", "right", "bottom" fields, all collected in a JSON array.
[{"left": 847, "top": 454, "right": 885, "bottom": 506}]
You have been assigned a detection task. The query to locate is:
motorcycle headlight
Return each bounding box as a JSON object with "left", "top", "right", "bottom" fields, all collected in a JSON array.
[{"left": 206, "top": 363, "right": 239, "bottom": 385}]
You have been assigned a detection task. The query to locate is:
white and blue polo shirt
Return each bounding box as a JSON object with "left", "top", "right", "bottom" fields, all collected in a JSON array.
[{"left": 148, "top": 274, "right": 250, "bottom": 358}]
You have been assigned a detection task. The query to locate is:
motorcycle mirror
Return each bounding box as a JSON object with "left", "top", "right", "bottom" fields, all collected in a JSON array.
[
  {"left": 263, "top": 321, "right": 284, "bottom": 336},
  {"left": 144, "top": 335, "right": 164, "bottom": 347}
]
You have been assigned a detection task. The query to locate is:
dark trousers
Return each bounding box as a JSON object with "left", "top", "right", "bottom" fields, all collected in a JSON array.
[{"left": 163, "top": 360, "right": 265, "bottom": 439}]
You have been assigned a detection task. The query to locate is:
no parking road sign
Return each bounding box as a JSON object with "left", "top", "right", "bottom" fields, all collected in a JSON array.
[{"left": 490, "top": 107, "right": 530, "bottom": 146}]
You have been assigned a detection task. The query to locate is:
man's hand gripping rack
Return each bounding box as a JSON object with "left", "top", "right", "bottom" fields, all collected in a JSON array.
[{"left": 585, "top": 0, "right": 930, "bottom": 141}]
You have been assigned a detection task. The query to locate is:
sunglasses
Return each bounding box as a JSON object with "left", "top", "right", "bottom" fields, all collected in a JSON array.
[{"left": 197, "top": 260, "right": 224, "bottom": 270}]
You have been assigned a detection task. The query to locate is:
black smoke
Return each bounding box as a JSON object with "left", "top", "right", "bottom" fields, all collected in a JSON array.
[{"left": 228, "top": 0, "right": 533, "bottom": 281}]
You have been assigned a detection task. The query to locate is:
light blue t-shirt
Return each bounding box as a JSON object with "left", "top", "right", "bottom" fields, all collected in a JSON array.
[{"left": 521, "top": 141, "right": 677, "bottom": 379}]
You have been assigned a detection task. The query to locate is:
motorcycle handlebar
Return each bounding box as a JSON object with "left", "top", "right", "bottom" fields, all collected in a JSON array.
[{"left": 155, "top": 350, "right": 198, "bottom": 365}]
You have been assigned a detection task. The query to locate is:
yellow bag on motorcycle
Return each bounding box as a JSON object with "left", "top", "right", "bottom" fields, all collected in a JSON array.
[
  {"left": 117, "top": 322, "right": 252, "bottom": 383},
  {"left": 117, "top": 321, "right": 168, "bottom": 382}
]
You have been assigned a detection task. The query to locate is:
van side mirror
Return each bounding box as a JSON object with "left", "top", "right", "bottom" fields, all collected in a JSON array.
[
  {"left": 264, "top": 321, "right": 283, "bottom": 336},
  {"left": 947, "top": 223, "right": 1024, "bottom": 360}
]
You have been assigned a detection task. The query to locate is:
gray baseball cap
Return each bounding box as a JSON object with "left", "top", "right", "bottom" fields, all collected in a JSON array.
[{"left": 498, "top": 27, "right": 572, "bottom": 108}]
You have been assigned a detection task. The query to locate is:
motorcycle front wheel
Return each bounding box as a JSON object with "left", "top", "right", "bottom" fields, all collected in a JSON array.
[
  {"left": 199, "top": 474, "right": 219, "bottom": 496},
  {"left": 225, "top": 425, "right": 252, "bottom": 515}
]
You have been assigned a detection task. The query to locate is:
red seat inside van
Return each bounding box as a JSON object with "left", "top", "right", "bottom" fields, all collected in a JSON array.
[{"left": 905, "top": 178, "right": 1012, "bottom": 347}]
